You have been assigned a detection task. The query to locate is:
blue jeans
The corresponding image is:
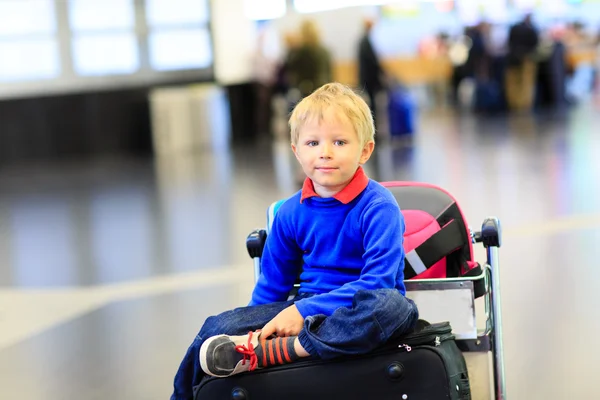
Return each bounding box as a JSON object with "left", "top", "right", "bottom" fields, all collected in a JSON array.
[{"left": 171, "top": 289, "right": 418, "bottom": 400}]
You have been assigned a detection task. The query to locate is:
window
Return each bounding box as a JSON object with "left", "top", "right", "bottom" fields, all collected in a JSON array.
[
  {"left": 0, "top": 0, "right": 214, "bottom": 96},
  {"left": 146, "top": 0, "right": 212, "bottom": 71},
  {"left": 69, "top": 0, "right": 134, "bottom": 31},
  {"left": 244, "top": 0, "right": 287, "bottom": 20},
  {"left": 146, "top": 0, "right": 209, "bottom": 26},
  {"left": 294, "top": 0, "right": 396, "bottom": 13},
  {"left": 149, "top": 29, "right": 212, "bottom": 71},
  {"left": 0, "top": 0, "right": 56, "bottom": 35},
  {"left": 68, "top": 0, "right": 139, "bottom": 75},
  {"left": 294, "top": 0, "right": 356, "bottom": 13},
  {"left": 72, "top": 33, "right": 139, "bottom": 76},
  {"left": 0, "top": 0, "right": 60, "bottom": 81}
]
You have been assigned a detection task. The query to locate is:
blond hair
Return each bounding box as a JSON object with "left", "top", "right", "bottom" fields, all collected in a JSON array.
[
  {"left": 299, "top": 20, "right": 320, "bottom": 46},
  {"left": 289, "top": 83, "right": 375, "bottom": 146}
]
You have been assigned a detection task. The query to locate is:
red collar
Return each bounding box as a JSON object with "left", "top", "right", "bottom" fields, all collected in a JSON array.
[{"left": 300, "top": 167, "right": 369, "bottom": 204}]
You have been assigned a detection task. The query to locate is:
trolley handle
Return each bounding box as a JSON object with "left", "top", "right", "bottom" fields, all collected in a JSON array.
[{"left": 471, "top": 217, "right": 501, "bottom": 248}]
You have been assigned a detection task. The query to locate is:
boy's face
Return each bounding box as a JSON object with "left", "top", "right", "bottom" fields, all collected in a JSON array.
[{"left": 291, "top": 108, "right": 374, "bottom": 198}]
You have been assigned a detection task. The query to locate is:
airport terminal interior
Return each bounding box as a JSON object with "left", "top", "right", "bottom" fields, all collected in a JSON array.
[{"left": 1, "top": 0, "right": 600, "bottom": 399}]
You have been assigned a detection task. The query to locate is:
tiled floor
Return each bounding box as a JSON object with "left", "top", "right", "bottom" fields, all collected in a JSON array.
[{"left": 1, "top": 100, "right": 600, "bottom": 399}]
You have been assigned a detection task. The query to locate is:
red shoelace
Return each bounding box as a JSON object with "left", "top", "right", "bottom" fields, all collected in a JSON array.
[{"left": 234, "top": 331, "right": 258, "bottom": 371}]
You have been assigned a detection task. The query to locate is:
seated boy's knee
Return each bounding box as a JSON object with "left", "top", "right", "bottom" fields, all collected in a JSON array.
[
  {"left": 199, "top": 314, "right": 229, "bottom": 338},
  {"left": 355, "top": 289, "right": 416, "bottom": 313},
  {"left": 200, "top": 309, "right": 245, "bottom": 338}
]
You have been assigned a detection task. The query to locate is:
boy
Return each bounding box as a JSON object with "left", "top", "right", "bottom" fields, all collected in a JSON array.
[{"left": 171, "top": 83, "right": 418, "bottom": 400}]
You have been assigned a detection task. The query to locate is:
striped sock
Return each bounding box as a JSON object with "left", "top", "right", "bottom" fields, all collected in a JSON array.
[{"left": 254, "top": 336, "right": 299, "bottom": 368}]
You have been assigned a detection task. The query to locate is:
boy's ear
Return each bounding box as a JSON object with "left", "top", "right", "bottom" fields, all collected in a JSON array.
[
  {"left": 359, "top": 141, "right": 375, "bottom": 165},
  {"left": 291, "top": 143, "right": 301, "bottom": 162}
]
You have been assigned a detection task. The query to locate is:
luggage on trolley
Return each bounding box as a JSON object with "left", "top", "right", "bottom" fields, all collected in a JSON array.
[
  {"left": 388, "top": 86, "right": 416, "bottom": 137},
  {"left": 196, "top": 320, "right": 470, "bottom": 400},
  {"left": 195, "top": 181, "right": 506, "bottom": 400}
]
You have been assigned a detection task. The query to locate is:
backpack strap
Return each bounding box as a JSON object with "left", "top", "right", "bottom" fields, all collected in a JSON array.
[{"left": 404, "top": 219, "right": 466, "bottom": 279}]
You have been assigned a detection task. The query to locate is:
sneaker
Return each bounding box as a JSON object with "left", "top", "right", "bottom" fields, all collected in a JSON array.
[{"left": 199, "top": 330, "right": 262, "bottom": 378}]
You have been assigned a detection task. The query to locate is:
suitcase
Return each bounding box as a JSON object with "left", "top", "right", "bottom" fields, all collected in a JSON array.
[
  {"left": 193, "top": 321, "right": 471, "bottom": 400},
  {"left": 388, "top": 87, "right": 416, "bottom": 136},
  {"left": 473, "top": 80, "right": 504, "bottom": 112}
]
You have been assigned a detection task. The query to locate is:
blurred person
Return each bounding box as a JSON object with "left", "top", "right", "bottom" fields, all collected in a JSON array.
[
  {"left": 469, "top": 21, "right": 507, "bottom": 113},
  {"left": 418, "top": 32, "right": 450, "bottom": 59},
  {"left": 436, "top": 32, "right": 451, "bottom": 56},
  {"left": 451, "top": 24, "right": 492, "bottom": 107},
  {"left": 536, "top": 25, "right": 568, "bottom": 108},
  {"left": 358, "top": 18, "right": 386, "bottom": 122},
  {"left": 449, "top": 29, "right": 474, "bottom": 105},
  {"left": 432, "top": 32, "right": 452, "bottom": 107},
  {"left": 564, "top": 21, "right": 592, "bottom": 49},
  {"left": 287, "top": 20, "right": 333, "bottom": 98},
  {"left": 505, "top": 13, "right": 539, "bottom": 112},
  {"left": 273, "top": 32, "right": 301, "bottom": 97},
  {"left": 271, "top": 31, "right": 302, "bottom": 140},
  {"left": 417, "top": 32, "right": 453, "bottom": 108},
  {"left": 252, "top": 25, "right": 281, "bottom": 136},
  {"left": 470, "top": 22, "right": 492, "bottom": 80},
  {"left": 563, "top": 22, "right": 596, "bottom": 72}
]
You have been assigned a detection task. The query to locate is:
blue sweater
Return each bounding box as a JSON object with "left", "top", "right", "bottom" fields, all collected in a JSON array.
[{"left": 249, "top": 179, "right": 406, "bottom": 318}]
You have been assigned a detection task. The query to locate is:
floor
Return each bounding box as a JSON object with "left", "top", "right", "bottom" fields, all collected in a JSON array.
[{"left": 1, "top": 99, "right": 600, "bottom": 399}]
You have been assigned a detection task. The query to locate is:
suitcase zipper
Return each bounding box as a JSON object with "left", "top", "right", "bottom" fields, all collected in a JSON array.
[
  {"left": 398, "top": 332, "right": 454, "bottom": 351},
  {"left": 399, "top": 338, "right": 440, "bottom": 352},
  {"left": 399, "top": 344, "right": 412, "bottom": 352}
]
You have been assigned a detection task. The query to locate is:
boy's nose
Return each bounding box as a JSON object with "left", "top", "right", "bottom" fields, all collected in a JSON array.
[{"left": 320, "top": 144, "right": 333, "bottom": 159}]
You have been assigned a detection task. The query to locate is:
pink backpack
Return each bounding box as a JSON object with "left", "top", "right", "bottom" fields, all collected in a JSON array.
[{"left": 382, "top": 182, "right": 479, "bottom": 280}]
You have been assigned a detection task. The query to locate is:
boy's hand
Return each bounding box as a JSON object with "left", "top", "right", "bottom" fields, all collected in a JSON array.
[{"left": 261, "top": 304, "right": 304, "bottom": 338}]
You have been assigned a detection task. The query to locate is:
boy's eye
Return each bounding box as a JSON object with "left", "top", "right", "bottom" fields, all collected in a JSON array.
[
  {"left": 306, "top": 141, "right": 318, "bottom": 147},
  {"left": 334, "top": 140, "right": 346, "bottom": 146}
]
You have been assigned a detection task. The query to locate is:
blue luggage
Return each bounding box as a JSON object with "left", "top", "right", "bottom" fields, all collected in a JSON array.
[
  {"left": 473, "top": 80, "right": 504, "bottom": 112},
  {"left": 388, "top": 87, "right": 416, "bottom": 136}
]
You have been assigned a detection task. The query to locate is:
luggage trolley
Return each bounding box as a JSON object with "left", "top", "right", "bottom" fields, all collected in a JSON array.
[{"left": 241, "top": 181, "right": 506, "bottom": 400}]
